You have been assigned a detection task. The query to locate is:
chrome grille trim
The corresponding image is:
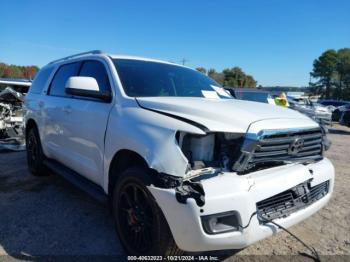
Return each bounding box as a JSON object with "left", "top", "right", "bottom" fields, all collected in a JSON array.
[
  {"left": 253, "top": 128, "right": 322, "bottom": 159},
  {"left": 233, "top": 127, "right": 324, "bottom": 172}
]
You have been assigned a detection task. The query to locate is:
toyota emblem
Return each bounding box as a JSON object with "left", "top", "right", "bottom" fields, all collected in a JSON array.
[{"left": 288, "top": 138, "right": 304, "bottom": 155}]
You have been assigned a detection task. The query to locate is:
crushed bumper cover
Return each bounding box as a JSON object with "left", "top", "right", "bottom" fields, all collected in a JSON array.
[{"left": 148, "top": 158, "right": 334, "bottom": 252}]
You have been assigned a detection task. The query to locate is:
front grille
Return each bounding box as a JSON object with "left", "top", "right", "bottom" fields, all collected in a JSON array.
[
  {"left": 251, "top": 128, "right": 323, "bottom": 164},
  {"left": 256, "top": 180, "right": 329, "bottom": 222}
]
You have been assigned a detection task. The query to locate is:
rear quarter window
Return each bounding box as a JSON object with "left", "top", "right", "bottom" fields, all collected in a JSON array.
[{"left": 29, "top": 66, "right": 54, "bottom": 94}]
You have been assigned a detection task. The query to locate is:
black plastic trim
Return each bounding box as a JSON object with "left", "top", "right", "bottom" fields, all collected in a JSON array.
[{"left": 44, "top": 159, "right": 108, "bottom": 204}]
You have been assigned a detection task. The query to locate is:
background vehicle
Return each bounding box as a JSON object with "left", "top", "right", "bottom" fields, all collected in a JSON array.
[
  {"left": 331, "top": 104, "right": 350, "bottom": 122},
  {"left": 318, "top": 99, "right": 350, "bottom": 108},
  {"left": 340, "top": 109, "right": 350, "bottom": 127},
  {"left": 288, "top": 96, "right": 332, "bottom": 125},
  {"left": 227, "top": 88, "right": 332, "bottom": 126},
  {"left": 225, "top": 88, "right": 276, "bottom": 104},
  {"left": 24, "top": 51, "right": 334, "bottom": 256},
  {"left": 0, "top": 78, "right": 31, "bottom": 151}
]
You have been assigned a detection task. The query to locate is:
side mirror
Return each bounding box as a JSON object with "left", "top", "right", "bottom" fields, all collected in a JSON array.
[{"left": 65, "top": 76, "right": 112, "bottom": 102}]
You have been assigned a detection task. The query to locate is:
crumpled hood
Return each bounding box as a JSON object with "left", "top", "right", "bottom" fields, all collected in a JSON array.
[{"left": 136, "top": 97, "right": 317, "bottom": 133}]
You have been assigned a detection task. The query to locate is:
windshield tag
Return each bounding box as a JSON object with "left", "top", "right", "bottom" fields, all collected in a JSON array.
[
  {"left": 211, "top": 85, "right": 231, "bottom": 98},
  {"left": 201, "top": 90, "right": 220, "bottom": 99}
]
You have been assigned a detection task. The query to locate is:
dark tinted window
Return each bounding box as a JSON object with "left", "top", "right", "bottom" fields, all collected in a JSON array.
[
  {"left": 235, "top": 91, "right": 270, "bottom": 103},
  {"left": 79, "top": 61, "right": 111, "bottom": 93},
  {"left": 113, "top": 59, "right": 227, "bottom": 98},
  {"left": 30, "top": 66, "right": 54, "bottom": 94},
  {"left": 319, "top": 101, "right": 349, "bottom": 107},
  {"left": 49, "top": 62, "right": 81, "bottom": 96}
]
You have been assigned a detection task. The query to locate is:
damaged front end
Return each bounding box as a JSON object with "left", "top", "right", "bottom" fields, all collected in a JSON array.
[
  {"left": 149, "top": 131, "right": 245, "bottom": 207},
  {"left": 177, "top": 126, "right": 329, "bottom": 177},
  {"left": 151, "top": 125, "right": 330, "bottom": 207},
  {"left": 0, "top": 87, "right": 27, "bottom": 151},
  {"left": 150, "top": 170, "right": 206, "bottom": 207}
]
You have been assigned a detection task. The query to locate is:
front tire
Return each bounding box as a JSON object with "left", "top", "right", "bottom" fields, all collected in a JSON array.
[
  {"left": 26, "top": 127, "right": 47, "bottom": 176},
  {"left": 112, "top": 167, "right": 183, "bottom": 256}
]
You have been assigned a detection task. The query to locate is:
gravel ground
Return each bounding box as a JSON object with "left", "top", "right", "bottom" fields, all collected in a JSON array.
[{"left": 0, "top": 124, "right": 349, "bottom": 261}]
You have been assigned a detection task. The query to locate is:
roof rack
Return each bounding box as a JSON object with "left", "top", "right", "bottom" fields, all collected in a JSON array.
[{"left": 48, "top": 50, "right": 104, "bottom": 64}]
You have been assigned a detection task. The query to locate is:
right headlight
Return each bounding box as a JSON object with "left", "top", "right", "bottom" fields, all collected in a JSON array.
[{"left": 176, "top": 131, "right": 244, "bottom": 171}]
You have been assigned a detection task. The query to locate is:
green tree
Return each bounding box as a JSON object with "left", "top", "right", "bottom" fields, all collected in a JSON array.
[
  {"left": 0, "top": 63, "right": 6, "bottom": 78},
  {"left": 10, "top": 66, "right": 23, "bottom": 78},
  {"left": 196, "top": 67, "right": 207, "bottom": 74},
  {"left": 222, "top": 67, "right": 257, "bottom": 88},
  {"left": 3, "top": 67, "right": 13, "bottom": 78},
  {"left": 208, "top": 69, "right": 225, "bottom": 85},
  {"left": 245, "top": 75, "right": 257, "bottom": 88},
  {"left": 23, "top": 66, "right": 39, "bottom": 79},
  {"left": 0, "top": 62, "right": 39, "bottom": 79},
  {"left": 337, "top": 48, "right": 350, "bottom": 99},
  {"left": 311, "top": 49, "right": 338, "bottom": 99}
]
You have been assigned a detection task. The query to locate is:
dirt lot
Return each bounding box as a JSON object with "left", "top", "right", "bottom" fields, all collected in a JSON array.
[{"left": 0, "top": 124, "right": 349, "bottom": 260}]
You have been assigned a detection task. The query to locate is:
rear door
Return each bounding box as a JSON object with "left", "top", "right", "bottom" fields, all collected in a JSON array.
[{"left": 57, "top": 59, "right": 114, "bottom": 185}]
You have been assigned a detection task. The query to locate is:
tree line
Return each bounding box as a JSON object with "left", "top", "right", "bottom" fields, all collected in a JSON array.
[
  {"left": 311, "top": 48, "right": 350, "bottom": 100},
  {"left": 196, "top": 67, "right": 257, "bottom": 88},
  {"left": 0, "top": 62, "right": 39, "bottom": 80},
  {"left": 2, "top": 48, "right": 350, "bottom": 101}
]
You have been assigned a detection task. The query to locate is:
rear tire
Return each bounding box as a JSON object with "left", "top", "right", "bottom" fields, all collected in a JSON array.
[
  {"left": 26, "top": 127, "right": 48, "bottom": 176},
  {"left": 112, "top": 167, "right": 183, "bottom": 256}
]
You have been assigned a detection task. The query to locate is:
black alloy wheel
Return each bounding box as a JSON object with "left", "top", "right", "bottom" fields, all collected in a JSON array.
[{"left": 112, "top": 167, "right": 182, "bottom": 256}]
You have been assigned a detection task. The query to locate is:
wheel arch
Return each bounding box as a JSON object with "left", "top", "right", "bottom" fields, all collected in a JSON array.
[
  {"left": 108, "top": 149, "right": 150, "bottom": 197},
  {"left": 25, "top": 118, "right": 39, "bottom": 137}
]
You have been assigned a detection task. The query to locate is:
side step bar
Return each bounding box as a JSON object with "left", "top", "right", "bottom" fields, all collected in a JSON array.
[{"left": 44, "top": 159, "right": 108, "bottom": 204}]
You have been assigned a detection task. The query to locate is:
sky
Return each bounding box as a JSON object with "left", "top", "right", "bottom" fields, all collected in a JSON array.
[{"left": 1, "top": 0, "right": 349, "bottom": 86}]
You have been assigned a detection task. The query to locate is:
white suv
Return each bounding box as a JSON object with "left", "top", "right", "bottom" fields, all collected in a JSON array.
[{"left": 24, "top": 50, "right": 334, "bottom": 255}]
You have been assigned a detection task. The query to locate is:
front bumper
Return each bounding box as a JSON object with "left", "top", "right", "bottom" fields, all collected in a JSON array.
[{"left": 148, "top": 158, "right": 334, "bottom": 252}]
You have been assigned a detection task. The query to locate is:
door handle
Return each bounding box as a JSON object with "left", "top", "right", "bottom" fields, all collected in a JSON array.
[{"left": 62, "top": 106, "right": 72, "bottom": 114}]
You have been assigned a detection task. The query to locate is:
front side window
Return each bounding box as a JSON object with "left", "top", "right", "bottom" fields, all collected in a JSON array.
[
  {"left": 113, "top": 59, "right": 231, "bottom": 98},
  {"left": 49, "top": 62, "right": 81, "bottom": 96},
  {"left": 79, "top": 60, "right": 111, "bottom": 93}
]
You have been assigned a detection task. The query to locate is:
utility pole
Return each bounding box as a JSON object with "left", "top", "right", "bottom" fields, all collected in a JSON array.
[
  {"left": 180, "top": 58, "right": 188, "bottom": 65},
  {"left": 309, "top": 73, "right": 312, "bottom": 86}
]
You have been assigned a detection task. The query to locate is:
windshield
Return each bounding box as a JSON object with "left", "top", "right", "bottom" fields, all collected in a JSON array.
[{"left": 113, "top": 59, "right": 232, "bottom": 98}]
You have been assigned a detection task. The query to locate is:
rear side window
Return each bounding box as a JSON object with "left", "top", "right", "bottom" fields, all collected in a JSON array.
[
  {"left": 79, "top": 61, "right": 111, "bottom": 93},
  {"left": 49, "top": 62, "right": 81, "bottom": 96},
  {"left": 29, "top": 67, "right": 54, "bottom": 94}
]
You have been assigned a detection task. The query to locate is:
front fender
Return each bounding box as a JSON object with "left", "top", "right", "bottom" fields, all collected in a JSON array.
[{"left": 103, "top": 105, "right": 205, "bottom": 192}]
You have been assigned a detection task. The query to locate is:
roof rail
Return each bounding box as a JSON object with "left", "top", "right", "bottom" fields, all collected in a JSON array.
[{"left": 48, "top": 50, "right": 104, "bottom": 64}]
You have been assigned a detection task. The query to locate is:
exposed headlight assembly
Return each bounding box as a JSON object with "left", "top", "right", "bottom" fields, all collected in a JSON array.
[{"left": 176, "top": 131, "right": 244, "bottom": 171}]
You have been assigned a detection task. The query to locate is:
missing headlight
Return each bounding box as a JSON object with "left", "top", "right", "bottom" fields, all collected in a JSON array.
[{"left": 176, "top": 132, "right": 244, "bottom": 172}]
